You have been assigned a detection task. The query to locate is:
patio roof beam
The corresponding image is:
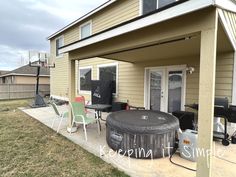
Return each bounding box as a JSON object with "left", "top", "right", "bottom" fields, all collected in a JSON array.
[
  {"left": 70, "top": 35, "right": 199, "bottom": 63},
  {"left": 196, "top": 10, "right": 218, "bottom": 177},
  {"left": 100, "top": 35, "right": 198, "bottom": 58},
  {"left": 75, "top": 56, "right": 135, "bottom": 64}
]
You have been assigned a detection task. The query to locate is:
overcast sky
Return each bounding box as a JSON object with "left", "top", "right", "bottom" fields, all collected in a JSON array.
[{"left": 0, "top": 0, "right": 106, "bottom": 71}]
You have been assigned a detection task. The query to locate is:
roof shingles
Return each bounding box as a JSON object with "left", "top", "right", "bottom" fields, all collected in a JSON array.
[{"left": 0, "top": 63, "right": 50, "bottom": 77}]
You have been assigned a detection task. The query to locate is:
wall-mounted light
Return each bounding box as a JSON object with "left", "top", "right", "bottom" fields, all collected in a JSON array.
[{"left": 186, "top": 67, "right": 195, "bottom": 74}]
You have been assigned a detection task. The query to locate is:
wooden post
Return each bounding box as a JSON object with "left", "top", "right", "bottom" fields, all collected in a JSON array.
[
  {"left": 196, "top": 11, "right": 218, "bottom": 177},
  {"left": 67, "top": 58, "right": 76, "bottom": 130}
]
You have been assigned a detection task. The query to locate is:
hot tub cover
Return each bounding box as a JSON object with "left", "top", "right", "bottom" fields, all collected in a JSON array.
[{"left": 107, "top": 110, "right": 179, "bottom": 134}]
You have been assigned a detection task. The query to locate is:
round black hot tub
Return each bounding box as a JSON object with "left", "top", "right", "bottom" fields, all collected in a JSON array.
[{"left": 106, "top": 110, "right": 179, "bottom": 159}]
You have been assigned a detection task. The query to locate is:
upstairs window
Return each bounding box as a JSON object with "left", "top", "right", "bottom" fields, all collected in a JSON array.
[
  {"left": 80, "top": 21, "right": 92, "bottom": 39},
  {"left": 142, "top": 0, "right": 177, "bottom": 15},
  {"left": 56, "top": 36, "right": 64, "bottom": 57}
]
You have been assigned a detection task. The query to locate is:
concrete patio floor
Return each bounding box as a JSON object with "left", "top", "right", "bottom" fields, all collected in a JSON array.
[{"left": 21, "top": 105, "right": 236, "bottom": 177}]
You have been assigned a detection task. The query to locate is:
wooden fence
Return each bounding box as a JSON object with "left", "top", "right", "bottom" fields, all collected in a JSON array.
[{"left": 0, "top": 84, "right": 50, "bottom": 100}]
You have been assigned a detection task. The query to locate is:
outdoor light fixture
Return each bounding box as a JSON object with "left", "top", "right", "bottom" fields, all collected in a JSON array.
[{"left": 186, "top": 67, "right": 195, "bottom": 74}]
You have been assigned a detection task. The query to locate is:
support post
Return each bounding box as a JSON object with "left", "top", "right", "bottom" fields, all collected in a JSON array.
[
  {"left": 232, "top": 51, "right": 236, "bottom": 104},
  {"left": 196, "top": 11, "right": 218, "bottom": 177},
  {"left": 68, "top": 58, "right": 76, "bottom": 131}
]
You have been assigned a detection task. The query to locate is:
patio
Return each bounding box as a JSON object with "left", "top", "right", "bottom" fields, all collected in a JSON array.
[{"left": 22, "top": 105, "right": 236, "bottom": 177}]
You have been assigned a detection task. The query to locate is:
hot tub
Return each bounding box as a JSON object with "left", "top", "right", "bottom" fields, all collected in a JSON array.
[{"left": 106, "top": 110, "right": 179, "bottom": 159}]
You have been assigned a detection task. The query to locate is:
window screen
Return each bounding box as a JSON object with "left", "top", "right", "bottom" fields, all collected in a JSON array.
[
  {"left": 158, "top": 0, "right": 176, "bottom": 9},
  {"left": 142, "top": 0, "right": 157, "bottom": 15},
  {"left": 56, "top": 37, "right": 63, "bottom": 57},
  {"left": 142, "top": 0, "right": 177, "bottom": 15},
  {"left": 80, "top": 68, "right": 92, "bottom": 91},
  {"left": 80, "top": 23, "right": 91, "bottom": 39},
  {"left": 99, "top": 66, "right": 117, "bottom": 94}
]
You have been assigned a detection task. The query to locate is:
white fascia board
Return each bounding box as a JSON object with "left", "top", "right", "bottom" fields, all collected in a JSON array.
[
  {"left": 60, "top": 0, "right": 213, "bottom": 54},
  {"left": 218, "top": 9, "right": 236, "bottom": 50},
  {"left": 47, "top": 0, "right": 117, "bottom": 40},
  {"left": 214, "top": 0, "right": 236, "bottom": 13}
]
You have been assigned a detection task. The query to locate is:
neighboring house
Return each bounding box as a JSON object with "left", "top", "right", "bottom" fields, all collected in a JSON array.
[
  {"left": 0, "top": 63, "right": 50, "bottom": 85},
  {"left": 0, "top": 70, "right": 9, "bottom": 76},
  {"left": 48, "top": 1, "right": 236, "bottom": 175}
]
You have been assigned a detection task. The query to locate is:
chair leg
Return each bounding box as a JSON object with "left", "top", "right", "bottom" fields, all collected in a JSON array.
[
  {"left": 57, "top": 116, "right": 63, "bottom": 133},
  {"left": 83, "top": 124, "right": 88, "bottom": 141},
  {"left": 97, "top": 119, "right": 101, "bottom": 135},
  {"left": 70, "top": 118, "right": 75, "bottom": 134},
  {"left": 51, "top": 117, "right": 56, "bottom": 129}
]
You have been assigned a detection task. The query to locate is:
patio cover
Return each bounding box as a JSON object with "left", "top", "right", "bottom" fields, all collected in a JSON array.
[{"left": 59, "top": 1, "right": 236, "bottom": 176}]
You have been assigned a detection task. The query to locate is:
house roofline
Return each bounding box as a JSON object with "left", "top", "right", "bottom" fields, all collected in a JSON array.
[
  {"left": 214, "top": 0, "right": 236, "bottom": 13},
  {"left": 60, "top": 0, "right": 215, "bottom": 54},
  {"left": 0, "top": 73, "right": 50, "bottom": 78},
  {"left": 60, "top": 0, "right": 190, "bottom": 51},
  {"left": 47, "top": 0, "right": 117, "bottom": 40}
]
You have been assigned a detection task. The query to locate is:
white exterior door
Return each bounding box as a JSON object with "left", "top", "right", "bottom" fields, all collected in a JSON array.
[{"left": 145, "top": 65, "right": 186, "bottom": 113}]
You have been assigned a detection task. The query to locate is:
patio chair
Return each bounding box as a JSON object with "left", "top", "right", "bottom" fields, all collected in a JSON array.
[
  {"left": 75, "top": 95, "right": 91, "bottom": 113},
  {"left": 51, "top": 102, "right": 68, "bottom": 133},
  {"left": 69, "top": 102, "right": 100, "bottom": 141}
]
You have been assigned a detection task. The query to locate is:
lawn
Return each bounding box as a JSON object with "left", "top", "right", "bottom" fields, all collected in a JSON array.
[{"left": 0, "top": 100, "right": 129, "bottom": 177}]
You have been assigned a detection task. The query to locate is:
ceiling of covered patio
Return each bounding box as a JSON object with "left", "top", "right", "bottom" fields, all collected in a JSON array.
[{"left": 101, "top": 23, "right": 233, "bottom": 63}]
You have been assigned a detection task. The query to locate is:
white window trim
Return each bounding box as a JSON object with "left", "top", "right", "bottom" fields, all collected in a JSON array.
[
  {"left": 78, "top": 66, "right": 93, "bottom": 95},
  {"left": 139, "top": 0, "right": 143, "bottom": 16},
  {"left": 79, "top": 20, "right": 92, "bottom": 40},
  {"left": 55, "top": 35, "right": 64, "bottom": 58},
  {"left": 144, "top": 65, "right": 187, "bottom": 112},
  {"left": 97, "top": 62, "right": 119, "bottom": 97}
]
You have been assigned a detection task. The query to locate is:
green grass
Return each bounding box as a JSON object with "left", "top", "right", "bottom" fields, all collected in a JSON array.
[{"left": 0, "top": 100, "right": 129, "bottom": 177}]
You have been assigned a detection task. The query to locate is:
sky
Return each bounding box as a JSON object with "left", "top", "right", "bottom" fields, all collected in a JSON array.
[{"left": 0, "top": 0, "right": 106, "bottom": 71}]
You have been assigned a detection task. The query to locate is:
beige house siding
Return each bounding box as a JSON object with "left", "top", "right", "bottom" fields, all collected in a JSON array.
[
  {"left": 64, "top": 0, "right": 139, "bottom": 45},
  {"left": 50, "top": 0, "right": 140, "bottom": 98},
  {"left": 77, "top": 52, "right": 234, "bottom": 107},
  {"left": 14, "top": 76, "right": 50, "bottom": 85},
  {"left": 0, "top": 76, "right": 49, "bottom": 85},
  {"left": 0, "top": 76, "right": 13, "bottom": 84},
  {"left": 92, "top": 0, "right": 139, "bottom": 34}
]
